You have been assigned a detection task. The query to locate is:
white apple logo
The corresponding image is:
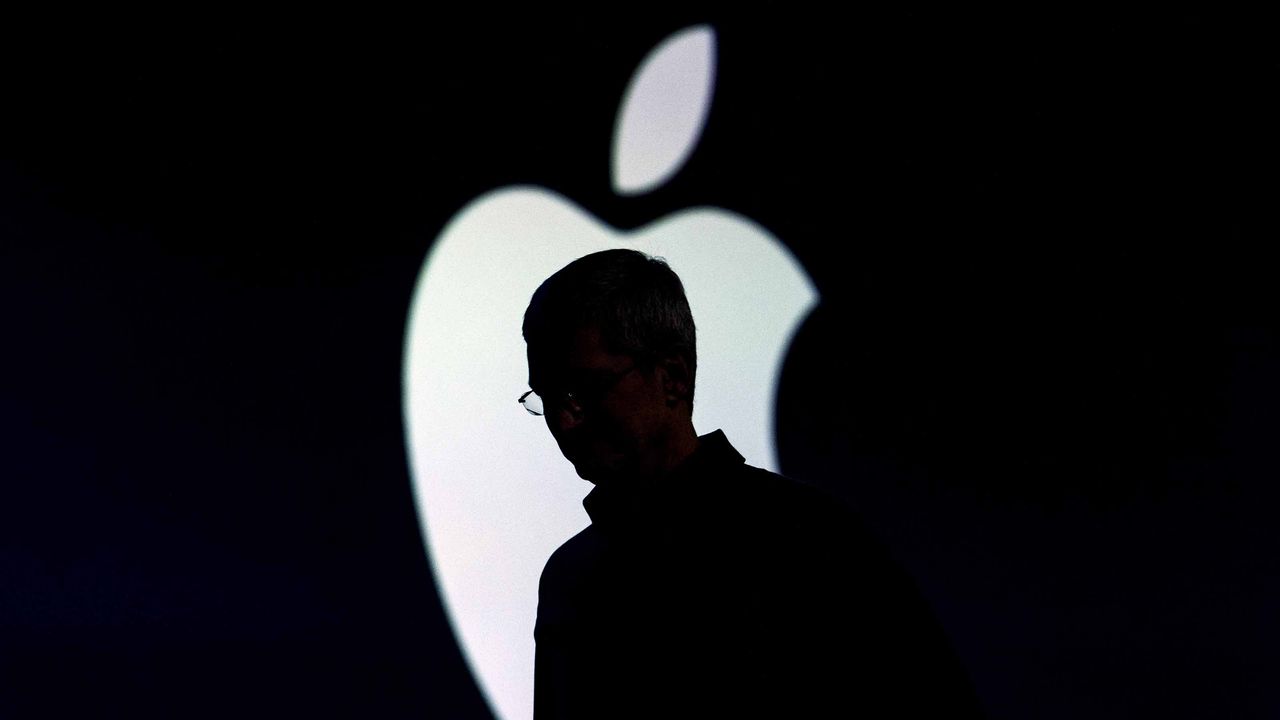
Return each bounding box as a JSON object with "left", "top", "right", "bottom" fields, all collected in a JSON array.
[{"left": 402, "top": 26, "right": 818, "bottom": 720}]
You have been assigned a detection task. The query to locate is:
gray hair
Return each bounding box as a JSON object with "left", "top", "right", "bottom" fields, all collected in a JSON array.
[{"left": 522, "top": 249, "right": 697, "bottom": 405}]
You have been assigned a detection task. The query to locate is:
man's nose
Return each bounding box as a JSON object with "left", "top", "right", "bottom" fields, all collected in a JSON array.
[{"left": 545, "top": 400, "right": 584, "bottom": 434}]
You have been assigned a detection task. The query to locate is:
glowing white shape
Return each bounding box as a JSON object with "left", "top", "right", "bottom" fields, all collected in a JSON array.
[
  {"left": 402, "top": 187, "right": 817, "bottom": 720},
  {"left": 612, "top": 25, "right": 717, "bottom": 196}
]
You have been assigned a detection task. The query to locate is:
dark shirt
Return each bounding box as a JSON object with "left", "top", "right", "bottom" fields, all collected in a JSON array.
[{"left": 533, "top": 430, "right": 981, "bottom": 719}]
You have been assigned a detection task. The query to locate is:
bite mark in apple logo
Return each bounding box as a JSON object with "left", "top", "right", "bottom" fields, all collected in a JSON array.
[{"left": 402, "top": 25, "right": 818, "bottom": 720}]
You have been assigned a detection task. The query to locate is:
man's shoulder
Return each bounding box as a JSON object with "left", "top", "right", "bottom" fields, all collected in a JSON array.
[
  {"left": 722, "top": 462, "right": 855, "bottom": 527},
  {"left": 538, "top": 523, "right": 604, "bottom": 591}
]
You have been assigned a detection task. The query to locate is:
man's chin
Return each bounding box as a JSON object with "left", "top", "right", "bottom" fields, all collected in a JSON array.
[
  {"left": 572, "top": 460, "right": 603, "bottom": 484},
  {"left": 570, "top": 457, "right": 623, "bottom": 485}
]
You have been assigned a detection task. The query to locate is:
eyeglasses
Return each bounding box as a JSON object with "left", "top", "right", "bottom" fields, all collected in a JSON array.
[
  {"left": 519, "top": 363, "right": 638, "bottom": 419},
  {"left": 518, "top": 389, "right": 578, "bottom": 418}
]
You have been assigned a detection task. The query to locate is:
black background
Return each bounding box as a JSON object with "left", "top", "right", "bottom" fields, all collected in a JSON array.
[{"left": 2, "top": 8, "right": 1277, "bottom": 719}]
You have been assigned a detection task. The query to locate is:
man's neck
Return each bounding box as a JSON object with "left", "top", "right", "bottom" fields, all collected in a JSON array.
[
  {"left": 670, "top": 423, "right": 701, "bottom": 469},
  {"left": 645, "top": 420, "right": 700, "bottom": 483}
]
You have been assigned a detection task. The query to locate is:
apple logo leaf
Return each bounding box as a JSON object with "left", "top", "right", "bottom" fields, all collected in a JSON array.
[{"left": 612, "top": 25, "right": 717, "bottom": 196}]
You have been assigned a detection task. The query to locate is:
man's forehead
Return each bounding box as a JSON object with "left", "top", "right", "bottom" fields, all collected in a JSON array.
[
  {"left": 527, "top": 325, "right": 625, "bottom": 384},
  {"left": 529, "top": 325, "right": 605, "bottom": 360}
]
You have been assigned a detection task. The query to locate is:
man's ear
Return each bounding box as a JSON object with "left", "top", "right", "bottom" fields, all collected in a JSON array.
[{"left": 659, "top": 354, "right": 694, "bottom": 408}]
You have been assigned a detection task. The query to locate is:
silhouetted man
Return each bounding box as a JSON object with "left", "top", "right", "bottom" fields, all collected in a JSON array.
[{"left": 524, "top": 249, "right": 981, "bottom": 719}]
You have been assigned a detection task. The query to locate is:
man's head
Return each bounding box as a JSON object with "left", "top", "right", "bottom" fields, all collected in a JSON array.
[{"left": 523, "top": 249, "right": 698, "bottom": 485}]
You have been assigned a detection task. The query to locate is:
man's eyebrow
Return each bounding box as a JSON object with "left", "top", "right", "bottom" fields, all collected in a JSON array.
[
  {"left": 564, "top": 363, "right": 614, "bottom": 376},
  {"left": 561, "top": 368, "right": 612, "bottom": 386},
  {"left": 529, "top": 368, "right": 605, "bottom": 396},
  {"left": 528, "top": 374, "right": 569, "bottom": 394}
]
